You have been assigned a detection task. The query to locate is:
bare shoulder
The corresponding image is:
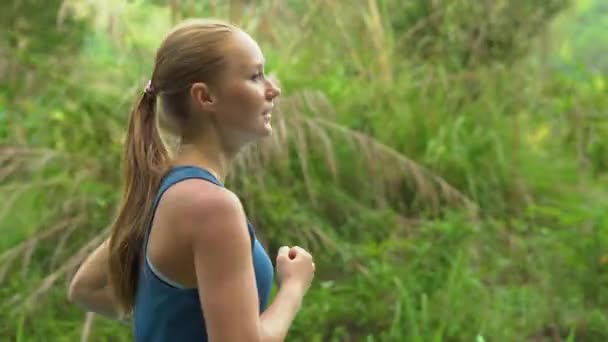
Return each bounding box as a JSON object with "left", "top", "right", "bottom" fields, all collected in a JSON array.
[
  {"left": 161, "top": 180, "right": 262, "bottom": 341},
  {"left": 160, "top": 178, "right": 248, "bottom": 244}
]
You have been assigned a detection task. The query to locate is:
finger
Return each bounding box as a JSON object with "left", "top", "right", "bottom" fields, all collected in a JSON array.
[
  {"left": 289, "top": 248, "right": 299, "bottom": 259},
  {"left": 291, "top": 246, "right": 312, "bottom": 260},
  {"left": 312, "top": 262, "right": 316, "bottom": 271},
  {"left": 278, "top": 246, "right": 290, "bottom": 258},
  {"left": 289, "top": 246, "right": 303, "bottom": 259},
  {"left": 290, "top": 246, "right": 306, "bottom": 255}
]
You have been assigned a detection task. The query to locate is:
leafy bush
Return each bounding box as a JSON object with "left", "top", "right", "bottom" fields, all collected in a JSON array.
[{"left": 1, "top": 0, "right": 607, "bottom": 341}]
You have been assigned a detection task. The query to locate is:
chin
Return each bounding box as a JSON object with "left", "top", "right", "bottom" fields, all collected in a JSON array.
[
  {"left": 242, "top": 120, "right": 272, "bottom": 143},
  {"left": 241, "top": 125, "right": 272, "bottom": 146}
]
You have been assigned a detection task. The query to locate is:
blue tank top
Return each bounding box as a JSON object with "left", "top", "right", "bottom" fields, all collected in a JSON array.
[{"left": 133, "top": 165, "right": 274, "bottom": 342}]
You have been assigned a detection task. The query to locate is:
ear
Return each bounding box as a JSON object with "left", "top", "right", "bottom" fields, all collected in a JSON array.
[{"left": 190, "top": 82, "right": 216, "bottom": 113}]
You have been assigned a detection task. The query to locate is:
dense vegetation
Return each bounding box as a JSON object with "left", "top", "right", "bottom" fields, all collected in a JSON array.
[{"left": 1, "top": 0, "right": 607, "bottom": 341}]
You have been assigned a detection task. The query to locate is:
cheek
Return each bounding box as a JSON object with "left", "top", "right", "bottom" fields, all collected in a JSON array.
[
  {"left": 223, "top": 83, "right": 264, "bottom": 113},
  {"left": 216, "top": 83, "right": 264, "bottom": 129}
]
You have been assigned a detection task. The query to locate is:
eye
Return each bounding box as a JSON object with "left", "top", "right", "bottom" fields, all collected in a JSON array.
[{"left": 251, "top": 71, "right": 265, "bottom": 81}]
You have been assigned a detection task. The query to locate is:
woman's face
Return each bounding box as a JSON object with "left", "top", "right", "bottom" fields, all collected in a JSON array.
[{"left": 200, "top": 30, "right": 281, "bottom": 150}]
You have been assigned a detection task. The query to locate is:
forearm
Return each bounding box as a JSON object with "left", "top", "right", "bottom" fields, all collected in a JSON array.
[
  {"left": 259, "top": 282, "right": 305, "bottom": 342},
  {"left": 68, "top": 239, "right": 123, "bottom": 320},
  {"left": 70, "top": 285, "right": 123, "bottom": 320}
]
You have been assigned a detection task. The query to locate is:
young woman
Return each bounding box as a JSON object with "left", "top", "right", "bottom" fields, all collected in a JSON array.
[{"left": 68, "top": 19, "right": 315, "bottom": 342}]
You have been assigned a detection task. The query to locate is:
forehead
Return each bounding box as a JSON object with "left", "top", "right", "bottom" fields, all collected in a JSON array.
[{"left": 223, "top": 30, "right": 265, "bottom": 70}]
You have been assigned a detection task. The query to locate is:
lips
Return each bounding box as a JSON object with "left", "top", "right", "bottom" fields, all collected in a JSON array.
[
  {"left": 263, "top": 103, "right": 274, "bottom": 116},
  {"left": 262, "top": 109, "right": 272, "bottom": 124},
  {"left": 262, "top": 108, "right": 273, "bottom": 116}
]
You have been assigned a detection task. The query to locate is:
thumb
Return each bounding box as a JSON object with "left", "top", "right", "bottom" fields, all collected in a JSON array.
[{"left": 277, "top": 246, "right": 290, "bottom": 259}]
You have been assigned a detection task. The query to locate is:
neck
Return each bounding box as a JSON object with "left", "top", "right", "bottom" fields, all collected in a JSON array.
[{"left": 172, "top": 136, "right": 237, "bottom": 183}]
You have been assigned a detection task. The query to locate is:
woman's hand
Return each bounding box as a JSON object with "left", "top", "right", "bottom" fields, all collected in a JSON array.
[{"left": 276, "top": 246, "right": 315, "bottom": 295}]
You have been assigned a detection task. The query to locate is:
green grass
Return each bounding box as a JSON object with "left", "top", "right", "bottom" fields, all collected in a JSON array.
[{"left": 2, "top": 0, "right": 608, "bottom": 341}]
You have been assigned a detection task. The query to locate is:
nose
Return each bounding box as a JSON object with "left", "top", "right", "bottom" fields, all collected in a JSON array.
[{"left": 265, "top": 79, "right": 281, "bottom": 100}]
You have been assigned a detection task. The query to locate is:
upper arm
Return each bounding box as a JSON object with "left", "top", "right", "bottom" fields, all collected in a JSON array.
[
  {"left": 69, "top": 239, "right": 110, "bottom": 297},
  {"left": 175, "top": 184, "right": 262, "bottom": 342}
]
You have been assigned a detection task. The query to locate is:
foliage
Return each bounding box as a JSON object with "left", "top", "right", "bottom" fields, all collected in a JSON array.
[{"left": 1, "top": 0, "right": 607, "bottom": 341}]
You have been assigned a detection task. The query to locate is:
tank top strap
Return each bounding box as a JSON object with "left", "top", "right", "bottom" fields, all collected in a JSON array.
[{"left": 143, "top": 165, "right": 256, "bottom": 256}]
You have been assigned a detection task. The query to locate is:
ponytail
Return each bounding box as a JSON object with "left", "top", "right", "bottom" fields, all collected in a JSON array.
[{"left": 108, "top": 85, "right": 169, "bottom": 316}]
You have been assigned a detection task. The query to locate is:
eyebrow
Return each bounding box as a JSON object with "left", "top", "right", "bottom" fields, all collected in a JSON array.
[{"left": 240, "top": 61, "right": 265, "bottom": 72}]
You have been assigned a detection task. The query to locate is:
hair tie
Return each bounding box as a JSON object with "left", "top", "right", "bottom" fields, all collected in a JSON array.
[{"left": 144, "top": 80, "right": 156, "bottom": 97}]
